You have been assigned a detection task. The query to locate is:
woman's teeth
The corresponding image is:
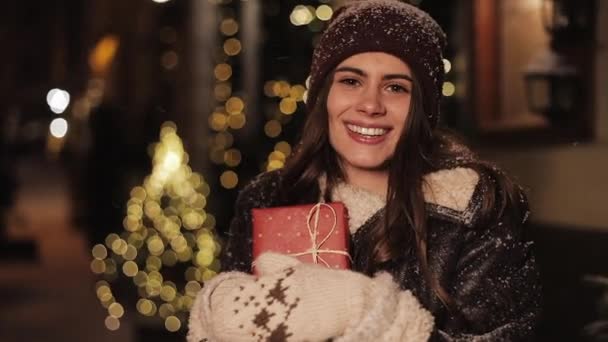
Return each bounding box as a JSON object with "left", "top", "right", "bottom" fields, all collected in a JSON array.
[{"left": 346, "top": 124, "right": 388, "bottom": 136}]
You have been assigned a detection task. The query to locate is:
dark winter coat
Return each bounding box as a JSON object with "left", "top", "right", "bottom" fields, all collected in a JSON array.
[{"left": 219, "top": 167, "right": 542, "bottom": 341}]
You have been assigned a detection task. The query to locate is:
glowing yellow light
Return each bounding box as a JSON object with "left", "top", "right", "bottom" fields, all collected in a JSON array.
[
  {"left": 147, "top": 256, "right": 163, "bottom": 273},
  {"left": 160, "top": 121, "right": 177, "bottom": 135},
  {"left": 176, "top": 247, "right": 193, "bottom": 262},
  {"left": 92, "top": 244, "right": 108, "bottom": 259},
  {"left": 144, "top": 201, "right": 162, "bottom": 219},
  {"left": 290, "top": 5, "right": 314, "bottom": 26},
  {"left": 134, "top": 271, "right": 148, "bottom": 287},
  {"left": 162, "top": 151, "right": 181, "bottom": 172},
  {"left": 146, "top": 278, "right": 162, "bottom": 297},
  {"left": 108, "top": 302, "right": 125, "bottom": 318},
  {"left": 161, "top": 250, "right": 178, "bottom": 266},
  {"left": 122, "top": 261, "right": 139, "bottom": 277},
  {"left": 279, "top": 97, "right": 297, "bottom": 115},
  {"left": 160, "top": 285, "right": 177, "bottom": 302},
  {"left": 91, "top": 259, "right": 106, "bottom": 274},
  {"left": 181, "top": 212, "right": 199, "bottom": 231},
  {"left": 289, "top": 85, "right": 307, "bottom": 102},
  {"left": 274, "top": 81, "right": 291, "bottom": 98},
  {"left": 214, "top": 82, "right": 232, "bottom": 101},
  {"left": 90, "top": 35, "right": 120, "bottom": 75},
  {"left": 316, "top": 5, "right": 333, "bottom": 21},
  {"left": 264, "top": 120, "right": 282, "bottom": 138},
  {"left": 49, "top": 118, "right": 68, "bottom": 138},
  {"left": 442, "top": 82, "right": 456, "bottom": 97},
  {"left": 185, "top": 281, "right": 202, "bottom": 297},
  {"left": 159, "top": 303, "right": 176, "bottom": 318},
  {"left": 264, "top": 81, "right": 276, "bottom": 97},
  {"left": 224, "top": 148, "right": 242, "bottom": 167},
  {"left": 214, "top": 63, "right": 232, "bottom": 81},
  {"left": 202, "top": 269, "right": 217, "bottom": 281},
  {"left": 443, "top": 58, "right": 452, "bottom": 73},
  {"left": 152, "top": 0, "right": 172, "bottom": 3},
  {"left": 223, "top": 38, "right": 242, "bottom": 56},
  {"left": 209, "top": 112, "right": 228, "bottom": 131},
  {"left": 220, "top": 18, "right": 239, "bottom": 36},
  {"left": 104, "top": 316, "right": 120, "bottom": 331},
  {"left": 147, "top": 236, "right": 165, "bottom": 256},
  {"left": 111, "top": 238, "right": 128, "bottom": 256},
  {"left": 196, "top": 249, "right": 215, "bottom": 267},
  {"left": 185, "top": 267, "right": 200, "bottom": 282},
  {"left": 267, "top": 159, "right": 285, "bottom": 171},
  {"left": 170, "top": 235, "right": 188, "bottom": 252},
  {"left": 165, "top": 316, "right": 181, "bottom": 332},
  {"left": 228, "top": 113, "right": 246, "bottom": 129},
  {"left": 161, "top": 51, "right": 179, "bottom": 70},
  {"left": 275, "top": 141, "right": 292, "bottom": 156},
  {"left": 225, "top": 97, "right": 244, "bottom": 115},
  {"left": 137, "top": 299, "right": 157, "bottom": 316},
  {"left": 99, "top": 291, "right": 114, "bottom": 305},
  {"left": 46, "top": 88, "right": 71, "bottom": 114},
  {"left": 269, "top": 151, "right": 286, "bottom": 162},
  {"left": 123, "top": 215, "right": 141, "bottom": 232},
  {"left": 96, "top": 284, "right": 111, "bottom": 299},
  {"left": 220, "top": 170, "right": 238, "bottom": 189}
]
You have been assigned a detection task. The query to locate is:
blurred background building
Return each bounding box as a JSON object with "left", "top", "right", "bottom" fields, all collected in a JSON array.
[{"left": 0, "top": 0, "right": 607, "bottom": 341}]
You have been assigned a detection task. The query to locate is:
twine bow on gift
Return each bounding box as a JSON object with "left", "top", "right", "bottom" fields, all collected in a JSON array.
[{"left": 289, "top": 203, "right": 352, "bottom": 268}]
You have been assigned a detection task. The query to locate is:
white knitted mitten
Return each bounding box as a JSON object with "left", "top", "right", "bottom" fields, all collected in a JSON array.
[{"left": 188, "top": 253, "right": 434, "bottom": 342}]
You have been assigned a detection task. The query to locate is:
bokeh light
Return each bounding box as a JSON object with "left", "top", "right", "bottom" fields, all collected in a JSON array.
[
  {"left": 290, "top": 5, "right": 315, "bottom": 26},
  {"left": 223, "top": 38, "right": 242, "bottom": 56},
  {"left": 214, "top": 63, "right": 232, "bottom": 81},
  {"left": 264, "top": 120, "right": 282, "bottom": 138},
  {"left": 316, "top": 5, "right": 333, "bottom": 21},
  {"left": 49, "top": 118, "right": 69, "bottom": 138},
  {"left": 442, "top": 81, "right": 456, "bottom": 97},
  {"left": 220, "top": 171, "right": 238, "bottom": 189},
  {"left": 46, "top": 88, "right": 71, "bottom": 114},
  {"left": 443, "top": 58, "right": 452, "bottom": 73},
  {"left": 220, "top": 18, "right": 239, "bottom": 36}
]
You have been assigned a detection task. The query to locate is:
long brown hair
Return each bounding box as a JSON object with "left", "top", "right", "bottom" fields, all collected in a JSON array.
[{"left": 280, "top": 69, "right": 527, "bottom": 311}]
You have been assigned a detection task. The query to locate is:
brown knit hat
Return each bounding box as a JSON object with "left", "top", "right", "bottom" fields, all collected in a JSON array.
[{"left": 307, "top": 0, "right": 447, "bottom": 128}]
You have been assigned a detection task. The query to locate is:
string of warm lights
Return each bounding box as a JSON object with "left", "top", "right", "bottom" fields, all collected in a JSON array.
[
  {"left": 208, "top": 5, "right": 245, "bottom": 190},
  {"left": 91, "top": 122, "right": 222, "bottom": 333}
]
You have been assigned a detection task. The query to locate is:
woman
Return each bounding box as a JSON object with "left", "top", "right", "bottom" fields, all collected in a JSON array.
[{"left": 189, "top": 1, "right": 541, "bottom": 341}]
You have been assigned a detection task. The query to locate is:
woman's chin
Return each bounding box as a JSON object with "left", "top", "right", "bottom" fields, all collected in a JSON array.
[{"left": 344, "top": 158, "right": 391, "bottom": 172}]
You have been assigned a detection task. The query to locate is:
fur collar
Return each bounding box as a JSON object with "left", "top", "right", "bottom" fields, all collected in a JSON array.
[{"left": 321, "top": 167, "right": 480, "bottom": 233}]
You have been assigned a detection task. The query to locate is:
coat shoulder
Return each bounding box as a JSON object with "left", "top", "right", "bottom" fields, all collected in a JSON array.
[
  {"left": 234, "top": 170, "right": 283, "bottom": 210},
  {"left": 423, "top": 167, "right": 481, "bottom": 226}
]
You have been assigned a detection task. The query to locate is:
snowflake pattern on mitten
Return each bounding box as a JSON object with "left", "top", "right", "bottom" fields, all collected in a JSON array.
[{"left": 216, "top": 267, "right": 301, "bottom": 341}]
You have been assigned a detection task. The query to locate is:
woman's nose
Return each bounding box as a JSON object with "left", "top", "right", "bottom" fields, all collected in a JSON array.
[{"left": 356, "top": 87, "right": 386, "bottom": 116}]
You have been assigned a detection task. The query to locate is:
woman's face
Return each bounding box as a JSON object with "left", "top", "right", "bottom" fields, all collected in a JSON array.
[{"left": 327, "top": 52, "right": 413, "bottom": 174}]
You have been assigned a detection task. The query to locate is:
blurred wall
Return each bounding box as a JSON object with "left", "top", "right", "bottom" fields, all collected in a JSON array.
[{"left": 486, "top": 0, "right": 608, "bottom": 231}]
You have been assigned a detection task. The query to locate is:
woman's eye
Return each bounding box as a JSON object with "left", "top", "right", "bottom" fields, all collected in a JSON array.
[
  {"left": 339, "top": 78, "right": 360, "bottom": 87},
  {"left": 388, "top": 84, "right": 409, "bottom": 93}
]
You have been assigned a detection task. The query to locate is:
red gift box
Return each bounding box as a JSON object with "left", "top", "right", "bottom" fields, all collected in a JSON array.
[{"left": 252, "top": 202, "right": 351, "bottom": 273}]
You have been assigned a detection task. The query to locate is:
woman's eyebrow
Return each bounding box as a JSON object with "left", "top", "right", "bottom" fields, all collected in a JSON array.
[{"left": 334, "top": 66, "right": 413, "bottom": 82}]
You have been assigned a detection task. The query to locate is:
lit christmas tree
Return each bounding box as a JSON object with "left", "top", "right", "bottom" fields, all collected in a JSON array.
[{"left": 91, "top": 122, "right": 222, "bottom": 333}]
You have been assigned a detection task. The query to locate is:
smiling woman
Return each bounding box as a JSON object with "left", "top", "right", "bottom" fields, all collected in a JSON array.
[{"left": 188, "top": 1, "right": 542, "bottom": 341}]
